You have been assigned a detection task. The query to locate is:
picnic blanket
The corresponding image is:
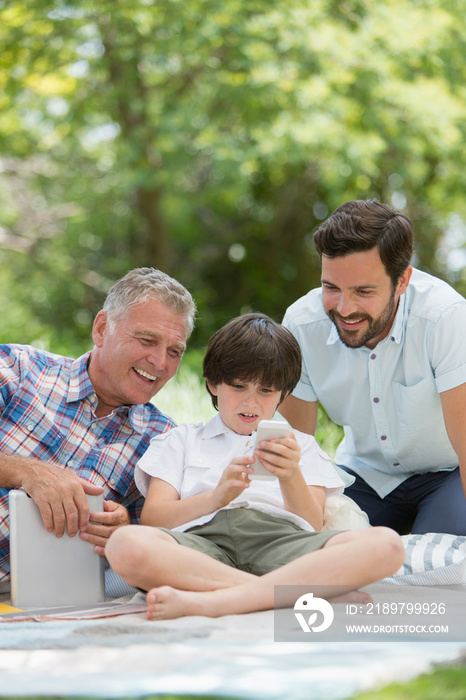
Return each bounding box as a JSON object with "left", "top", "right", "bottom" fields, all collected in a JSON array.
[{"left": 0, "top": 585, "right": 465, "bottom": 700}]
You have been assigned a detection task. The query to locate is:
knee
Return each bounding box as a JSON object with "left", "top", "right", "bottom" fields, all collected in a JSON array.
[
  {"left": 371, "top": 526, "right": 406, "bottom": 573},
  {"left": 106, "top": 525, "right": 144, "bottom": 576}
]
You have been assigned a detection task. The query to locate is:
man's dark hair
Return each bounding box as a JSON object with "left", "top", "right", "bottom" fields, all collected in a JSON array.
[
  {"left": 313, "top": 199, "right": 414, "bottom": 287},
  {"left": 202, "top": 313, "right": 302, "bottom": 410}
]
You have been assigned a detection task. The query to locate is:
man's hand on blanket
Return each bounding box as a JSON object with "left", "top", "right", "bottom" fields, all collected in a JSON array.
[{"left": 79, "top": 500, "right": 131, "bottom": 555}]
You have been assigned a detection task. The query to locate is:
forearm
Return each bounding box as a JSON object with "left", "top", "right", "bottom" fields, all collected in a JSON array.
[
  {"left": 440, "top": 384, "right": 466, "bottom": 498},
  {"left": 0, "top": 453, "right": 52, "bottom": 490},
  {"left": 451, "top": 431, "right": 466, "bottom": 499},
  {"left": 141, "top": 458, "right": 253, "bottom": 529},
  {"left": 458, "top": 458, "right": 466, "bottom": 499},
  {"left": 141, "top": 489, "right": 219, "bottom": 529},
  {"left": 279, "top": 396, "right": 318, "bottom": 435},
  {"left": 281, "top": 475, "right": 325, "bottom": 531}
]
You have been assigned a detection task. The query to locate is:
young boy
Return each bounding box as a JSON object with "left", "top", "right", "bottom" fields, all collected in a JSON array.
[{"left": 106, "top": 314, "right": 405, "bottom": 620}]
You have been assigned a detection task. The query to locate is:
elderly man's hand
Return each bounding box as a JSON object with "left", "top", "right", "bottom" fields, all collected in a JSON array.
[
  {"left": 79, "top": 500, "right": 131, "bottom": 555},
  {"left": 19, "top": 458, "right": 104, "bottom": 538}
]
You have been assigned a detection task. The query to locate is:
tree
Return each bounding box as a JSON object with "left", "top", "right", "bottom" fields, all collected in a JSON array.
[{"left": 0, "top": 0, "right": 465, "bottom": 352}]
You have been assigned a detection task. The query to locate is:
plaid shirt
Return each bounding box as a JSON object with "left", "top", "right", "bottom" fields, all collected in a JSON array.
[{"left": 0, "top": 344, "right": 175, "bottom": 583}]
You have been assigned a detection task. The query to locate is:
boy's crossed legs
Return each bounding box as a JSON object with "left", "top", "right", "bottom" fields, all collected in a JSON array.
[{"left": 106, "top": 523, "right": 405, "bottom": 620}]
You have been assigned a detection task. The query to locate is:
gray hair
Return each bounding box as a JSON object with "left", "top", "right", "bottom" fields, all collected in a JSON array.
[{"left": 103, "top": 267, "right": 196, "bottom": 337}]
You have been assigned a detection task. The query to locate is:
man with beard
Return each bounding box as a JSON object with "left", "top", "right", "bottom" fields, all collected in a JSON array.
[{"left": 280, "top": 199, "right": 466, "bottom": 535}]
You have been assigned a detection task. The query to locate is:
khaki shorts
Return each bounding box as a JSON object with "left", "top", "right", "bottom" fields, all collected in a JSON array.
[{"left": 158, "top": 509, "right": 339, "bottom": 576}]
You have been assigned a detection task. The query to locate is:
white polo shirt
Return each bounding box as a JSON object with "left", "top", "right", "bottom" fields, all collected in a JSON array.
[
  {"left": 135, "top": 413, "right": 344, "bottom": 533},
  {"left": 283, "top": 268, "right": 466, "bottom": 498}
]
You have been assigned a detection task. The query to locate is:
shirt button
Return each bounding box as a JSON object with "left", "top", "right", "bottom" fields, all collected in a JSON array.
[
  {"left": 391, "top": 337, "right": 395, "bottom": 342},
  {"left": 370, "top": 354, "right": 377, "bottom": 360},
  {"left": 373, "top": 397, "right": 380, "bottom": 403},
  {"left": 393, "top": 462, "right": 400, "bottom": 466},
  {"left": 109, "top": 477, "right": 116, "bottom": 486},
  {"left": 67, "top": 460, "right": 74, "bottom": 467},
  {"left": 381, "top": 435, "right": 387, "bottom": 441}
]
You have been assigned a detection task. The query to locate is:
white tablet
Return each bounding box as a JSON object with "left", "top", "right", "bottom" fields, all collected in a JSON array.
[{"left": 9, "top": 489, "right": 105, "bottom": 609}]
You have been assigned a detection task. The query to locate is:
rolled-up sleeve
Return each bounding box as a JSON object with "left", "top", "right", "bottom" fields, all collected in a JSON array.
[{"left": 430, "top": 302, "right": 466, "bottom": 393}]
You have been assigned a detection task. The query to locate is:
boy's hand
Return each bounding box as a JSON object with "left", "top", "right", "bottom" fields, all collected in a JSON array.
[
  {"left": 212, "top": 456, "right": 254, "bottom": 509},
  {"left": 80, "top": 501, "right": 131, "bottom": 555},
  {"left": 254, "top": 432, "right": 301, "bottom": 481}
]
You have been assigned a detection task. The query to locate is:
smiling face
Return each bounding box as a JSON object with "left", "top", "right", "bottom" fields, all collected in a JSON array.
[
  {"left": 88, "top": 297, "right": 188, "bottom": 416},
  {"left": 207, "top": 380, "right": 282, "bottom": 435},
  {"left": 321, "top": 248, "right": 412, "bottom": 350}
]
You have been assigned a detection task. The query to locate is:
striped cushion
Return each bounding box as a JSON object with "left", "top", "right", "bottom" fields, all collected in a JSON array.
[
  {"left": 105, "top": 568, "right": 139, "bottom": 599},
  {"left": 379, "top": 533, "right": 466, "bottom": 586}
]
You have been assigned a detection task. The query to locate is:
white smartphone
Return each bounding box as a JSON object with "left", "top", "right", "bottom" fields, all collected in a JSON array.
[{"left": 250, "top": 419, "right": 290, "bottom": 480}]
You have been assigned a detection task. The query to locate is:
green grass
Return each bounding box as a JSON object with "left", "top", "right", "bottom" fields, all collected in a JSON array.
[{"left": 350, "top": 662, "right": 466, "bottom": 699}]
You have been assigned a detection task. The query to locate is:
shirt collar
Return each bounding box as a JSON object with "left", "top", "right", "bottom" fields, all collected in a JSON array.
[
  {"left": 390, "top": 293, "right": 406, "bottom": 344},
  {"left": 326, "top": 293, "right": 406, "bottom": 347},
  {"left": 127, "top": 403, "right": 154, "bottom": 435},
  {"left": 67, "top": 352, "right": 95, "bottom": 402},
  {"left": 202, "top": 413, "right": 255, "bottom": 440},
  {"left": 326, "top": 323, "right": 340, "bottom": 346}
]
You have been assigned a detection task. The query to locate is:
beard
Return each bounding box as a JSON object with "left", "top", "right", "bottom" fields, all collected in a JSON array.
[{"left": 327, "top": 290, "right": 397, "bottom": 349}]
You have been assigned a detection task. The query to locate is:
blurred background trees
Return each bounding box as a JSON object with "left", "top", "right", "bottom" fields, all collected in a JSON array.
[{"left": 1, "top": 0, "right": 465, "bottom": 355}]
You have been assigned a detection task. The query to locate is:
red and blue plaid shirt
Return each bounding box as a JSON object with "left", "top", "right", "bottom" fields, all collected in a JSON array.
[{"left": 0, "top": 344, "right": 175, "bottom": 583}]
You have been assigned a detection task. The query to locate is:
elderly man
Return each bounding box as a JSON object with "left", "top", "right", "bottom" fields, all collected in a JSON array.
[
  {"left": 281, "top": 199, "right": 466, "bottom": 535},
  {"left": 0, "top": 267, "right": 196, "bottom": 585}
]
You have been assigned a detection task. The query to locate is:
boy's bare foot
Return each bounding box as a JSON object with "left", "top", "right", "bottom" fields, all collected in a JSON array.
[{"left": 146, "top": 586, "right": 211, "bottom": 620}]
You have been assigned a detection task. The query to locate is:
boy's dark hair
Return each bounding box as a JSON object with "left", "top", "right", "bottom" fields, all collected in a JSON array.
[
  {"left": 313, "top": 199, "right": 414, "bottom": 287},
  {"left": 202, "top": 313, "right": 302, "bottom": 410}
]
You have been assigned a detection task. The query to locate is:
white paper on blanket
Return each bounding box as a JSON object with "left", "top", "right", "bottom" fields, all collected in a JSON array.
[{"left": 0, "top": 600, "right": 147, "bottom": 623}]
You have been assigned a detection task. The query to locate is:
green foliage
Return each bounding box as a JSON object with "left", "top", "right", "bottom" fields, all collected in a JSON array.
[
  {"left": 154, "top": 362, "right": 216, "bottom": 426},
  {"left": 0, "top": 0, "right": 465, "bottom": 355},
  {"left": 315, "top": 404, "right": 343, "bottom": 458},
  {"left": 350, "top": 663, "right": 466, "bottom": 700}
]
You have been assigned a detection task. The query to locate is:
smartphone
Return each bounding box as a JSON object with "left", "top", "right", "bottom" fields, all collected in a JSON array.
[{"left": 250, "top": 419, "right": 290, "bottom": 480}]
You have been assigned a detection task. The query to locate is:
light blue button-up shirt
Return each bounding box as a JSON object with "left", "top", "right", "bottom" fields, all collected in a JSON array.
[{"left": 283, "top": 268, "right": 466, "bottom": 497}]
